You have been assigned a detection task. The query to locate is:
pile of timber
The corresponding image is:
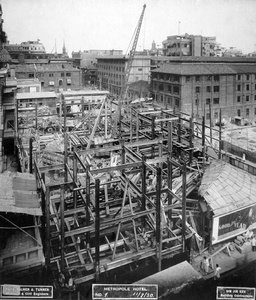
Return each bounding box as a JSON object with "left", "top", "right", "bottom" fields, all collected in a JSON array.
[
  {"left": 42, "top": 150, "right": 64, "bottom": 165},
  {"left": 69, "top": 134, "right": 88, "bottom": 146}
]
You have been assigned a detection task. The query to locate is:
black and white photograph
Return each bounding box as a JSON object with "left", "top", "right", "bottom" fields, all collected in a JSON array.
[{"left": 0, "top": 0, "right": 256, "bottom": 299}]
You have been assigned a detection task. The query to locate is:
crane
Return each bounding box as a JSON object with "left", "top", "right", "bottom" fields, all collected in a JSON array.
[{"left": 114, "top": 4, "right": 146, "bottom": 137}]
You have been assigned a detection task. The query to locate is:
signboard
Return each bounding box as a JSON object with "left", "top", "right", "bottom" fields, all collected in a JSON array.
[
  {"left": 1, "top": 285, "right": 53, "bottom": 299},
  {"left": 217, "top": 286, "right": 255, "bottom": 299},
  {"left": 212, "top": 204, "right": 256, "bottom": 245},
  {"left": 92, "top": 284, "right": 158, "bottom": 299}
]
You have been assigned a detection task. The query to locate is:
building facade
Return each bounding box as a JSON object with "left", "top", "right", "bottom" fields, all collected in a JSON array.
[
  {"left": 11, "top": 64, "right": 82, "bottom": 92},
  {"left": 97, "top": 55, "right": 151, "bottom": 96},
  {"left": 151, "top": 63, "right": 256, "bottom": 122},
  {"left": 162, "top": 34, "right": 221, "bottom": 57}
]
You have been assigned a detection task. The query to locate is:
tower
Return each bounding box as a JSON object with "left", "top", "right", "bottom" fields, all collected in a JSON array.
[{"left": 62, "top": 40, "right": 68, "bottom": 57}]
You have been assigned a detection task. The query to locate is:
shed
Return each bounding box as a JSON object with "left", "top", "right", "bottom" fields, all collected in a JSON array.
[{"left": 199, "top": 160, "right": 256, "bottom": 244}]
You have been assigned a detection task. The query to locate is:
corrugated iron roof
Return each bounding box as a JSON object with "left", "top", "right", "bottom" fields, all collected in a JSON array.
[
  {"left": 0, "top": 171, "right": 41, "bottom": 216},
  {"left": 199, "top": 160, "right": 256, "bottom": 216}
]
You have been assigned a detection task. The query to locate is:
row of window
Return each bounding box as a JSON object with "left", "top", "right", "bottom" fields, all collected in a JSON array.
[
  {"left": 237, "top": 74, "right": 256, "bottom": 81},
  {"left": 98, "top": 64, "right": 125, "bottom": 72},
  {"left": 48, "top": 79, "right": 72, "bottom": 86},
  {"left": 197, "top": 98, "right": 220, "bottom": 105},
  {"left": 28, "top": 72, "right": 72, "bottom": 78},
  {"left": 196, "top": 86, "right": 220, "bottom": 93},
  {"left": 188, "top": 75, "right": 220, "bottom": 82},
  {"left": 99, "top": 72, "right": 125, "bottom": 80},
  {"left": 237, "top": 84, "right": 256, "bottom": 91},
  {"left": 237, "top": 108, "right": 256, "bottom": 117},
  {"left": 50, "top": 72, "right": 71, "bottom": 77},
  {"left": 237, "top": 95, "right": 256, "bottom": 102}
]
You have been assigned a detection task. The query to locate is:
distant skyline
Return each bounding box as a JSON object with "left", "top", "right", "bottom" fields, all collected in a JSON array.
[{"left": 1, "top": 0, "right": 256, "bottom": 55}]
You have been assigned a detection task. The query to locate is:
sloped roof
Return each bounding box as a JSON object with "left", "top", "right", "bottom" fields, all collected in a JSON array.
[
  {"left": 152, "top": 63, "right": 237, "bottom": 75},
  {"left": 136, "top": 261, "right": 202, "bottom": 295},
  {"left": 151, "top": 56, "right": 256, "bottom": 63},
  {"left": 0, "top": 47, "right": 11, "bottom": 62},
  {"left": 199, "top": 160, "right": 256, "bottom": 216},
  {"left": 128, "top": 80, "right": 150, "bottom": 92},
  {"left": 14, "top": 63, "right": 79, "bottom": 73},
  {"left": 0, "top": 171, "right": 41, "bottom": 216},
  {"left": 228, "top": 64, "right": 256, "bottom": 74}
]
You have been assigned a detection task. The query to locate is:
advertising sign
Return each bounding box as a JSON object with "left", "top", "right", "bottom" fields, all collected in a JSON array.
[
  {"left": 0, "top": 285, "right": 53, "bottom": 299},
  {"left": 212, "top": 204, "right": 256, "bottom": 244},
  {"left": 92, "top": 284, "right": 158, "bottom": 299}
]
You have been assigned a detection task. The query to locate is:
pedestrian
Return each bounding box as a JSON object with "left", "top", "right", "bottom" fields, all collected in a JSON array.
[
  {"left": 214, "top": 264, "right": 221, "bottom": 280},
  {"left": 251, "top": 236, "right": 256, "bottom": 252}
]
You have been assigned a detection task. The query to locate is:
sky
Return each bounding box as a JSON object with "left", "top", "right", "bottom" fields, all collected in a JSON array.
[{"left": 1, "top": 0, "right": 256, "bottom": 55}]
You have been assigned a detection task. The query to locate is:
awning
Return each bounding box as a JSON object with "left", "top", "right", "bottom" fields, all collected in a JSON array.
[
  {"left": 0, "top": 171, "right": 42, "bottom": 216},
  {"left": 67, "top": 78, "right": 72, "bottom": 84},
  {"left": 49, "top": 81, "right": 55, "bottom": 86}
]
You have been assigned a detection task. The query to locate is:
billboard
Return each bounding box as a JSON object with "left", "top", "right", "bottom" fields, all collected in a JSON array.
[{"left": 212, "top": 204, "right": 256, "bottom": 244}]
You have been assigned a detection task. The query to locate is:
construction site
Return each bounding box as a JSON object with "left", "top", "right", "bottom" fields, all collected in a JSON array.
[{"left": 1, "top": 4, "right": 256, "bottom": 300}]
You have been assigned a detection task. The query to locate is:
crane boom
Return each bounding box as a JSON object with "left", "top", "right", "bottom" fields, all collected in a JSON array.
[{"left": 115, "top": 4, "right": 146, "bottom": 134}]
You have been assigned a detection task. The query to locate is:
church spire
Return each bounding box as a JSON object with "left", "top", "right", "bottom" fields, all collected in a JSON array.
[{"left": 62, "top": 40, "right": 67, "bottom": 57}]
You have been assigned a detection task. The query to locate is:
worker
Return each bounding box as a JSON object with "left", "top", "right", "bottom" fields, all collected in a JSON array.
[
  {"left": 214, "top": 264, "right": 221, "bottom": 280},
  {"left": 251, "top": 235, "right": 256, "bottom": 252},
  {"left": 200, "top": 256, "right": 209, "bottom": 275},
  {"left": 76, "top": 236, "right": 81, "bottom": 252},
  {"left": 58, "top": 272, "right": 65, "bottom": 288}
]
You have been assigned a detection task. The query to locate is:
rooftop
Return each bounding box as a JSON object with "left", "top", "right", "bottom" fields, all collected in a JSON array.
[
  {"left": 151, "top": 56, "right": 256, "bottom": 63},
  {"left": 16, "top": 92, "right": 57, "bottom": 99},
  {"left": 13, "top": 63, "right": 80, "bottom": 73},
  {"left": 151, "top": 63, "right": 237, "bottom": 75}
]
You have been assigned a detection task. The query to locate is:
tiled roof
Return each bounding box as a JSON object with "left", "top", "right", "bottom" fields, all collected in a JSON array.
[
  {"left": 151, "top": 63, "right": 237, "bottom": 75},
  {"left": 151, "top": 56, "right": 256, "bottom": 63},
  {"left": 0, "top": 171, "right": 42, "bottom": 216},
  {"left": 198, "top": 160, "right": 256, "bottom": 216},
  {"left": 228, "top": 64, "right": 256, "bottom": 74}
]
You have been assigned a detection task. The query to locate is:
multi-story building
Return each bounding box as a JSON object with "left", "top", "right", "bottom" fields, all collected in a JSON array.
[
  {"left": 11, "top": 64, "right": 82, "bottom": 92},
  {"left": 162, "top": 34, "right": 221, "bottom": 57},
  {"left": 5, "top": 40, "right": 46, "bottom": 54},
  {"left": 223, "top": 47, "right": 243, "bottom": 57},
  {"left": 151, "top": 62, "right": 256, "bottom": 122},
  {"left": 0, "top": 3, "right": 12, "bottom": 171},
  {"left": 72, "top": 50, "right": 124, "bottom": 86},
  {"left": 97, "top": 55, "right": 151, "bottom": 96}
]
